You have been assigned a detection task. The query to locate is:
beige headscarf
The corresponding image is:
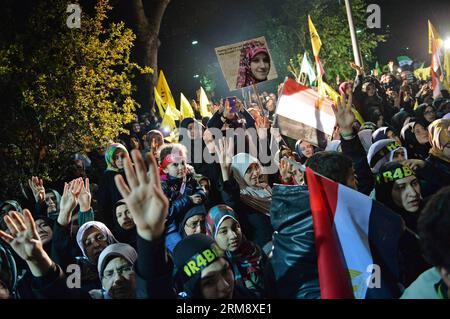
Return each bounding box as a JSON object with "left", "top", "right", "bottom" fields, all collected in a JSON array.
[
  {"left": 428, "top": 119, "right": 450, "bottom": 163},
  {"left": 231, "top": 153, "right": 272, "bottom": 215}
]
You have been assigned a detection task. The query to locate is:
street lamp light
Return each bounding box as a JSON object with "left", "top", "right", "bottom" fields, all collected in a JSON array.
[
  {"left": 192, "top": 40, "right": 198, "bottom": 45},
  {"left": 193, "top": 74, "right": 199, "bottom": 79},
  {"left": 445, "top": 37, "right": 450, "bottom": 50}
]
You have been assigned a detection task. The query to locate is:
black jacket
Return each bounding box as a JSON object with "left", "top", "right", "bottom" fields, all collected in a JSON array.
[
  {"left": 97, "top": 170, "right": 125, "bottom": 229},
  {"left": 268, "top": 185, "right": 320, "bottom": 299}
]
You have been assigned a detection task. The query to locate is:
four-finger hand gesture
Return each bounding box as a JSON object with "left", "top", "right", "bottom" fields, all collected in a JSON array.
[
  {"left": 0, "top": 210, "right": 44, "bottom": 262},
  {"left": 336, "top": 91, "right": 355, "bottom": 135},
  {"left": 114, "top": 150, "right": 169, "bottom": 241},
  {"left": 28, "top": 176, "right": 45, "bottom": 203}
]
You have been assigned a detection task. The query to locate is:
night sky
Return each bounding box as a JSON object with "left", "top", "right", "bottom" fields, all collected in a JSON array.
[{"left": 158, "top": 0, "right": 450, "bottom": 99}]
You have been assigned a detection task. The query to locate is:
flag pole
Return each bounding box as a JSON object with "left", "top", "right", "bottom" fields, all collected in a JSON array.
[{"left": 344, "top": 0, "right": 363, "bottom": 68}]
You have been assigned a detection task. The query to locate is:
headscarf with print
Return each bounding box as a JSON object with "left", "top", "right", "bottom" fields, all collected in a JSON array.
[
  {"left": 230, "top": 153, "right": 272, "bottom": 215},
  {"left": 205, "top": 205, "right": 264, "bottom": 287},
  {"left": 104, "top": 143, "right": 129, "bottom": 172},
  {"left": 76, "top": 221, "right": 117, "bottom": 263},
  {"left": 236, "top": 40, "right": 270, "bottom": 89},
  {"left": 428, "top": 119, "right": 450, "bottom": 163}
]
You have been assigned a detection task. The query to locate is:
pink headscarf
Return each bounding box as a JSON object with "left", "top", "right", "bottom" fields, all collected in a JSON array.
[{"left": 236, "top": 40, "right": 269, "bottom": 89}]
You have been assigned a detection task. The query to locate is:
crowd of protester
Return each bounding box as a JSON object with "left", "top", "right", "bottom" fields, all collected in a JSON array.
[{"left": 1, "top": 60, "right": 450, "bottom": 299}]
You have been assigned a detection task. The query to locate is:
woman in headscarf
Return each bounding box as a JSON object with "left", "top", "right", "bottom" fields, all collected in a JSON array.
[
  {"left": 236, "top": 40, "right": 271, "bottom": 89},
  {"left": 375, "top": 162, "right": 430, "bottom": 286},
  {"left": 97, "top": 143, "right": 129, "bottom": 229},
  {"left": 367, "top": 139, "right": 407, "bottom": 173},
  {"left": 230, "top": 153, "right": 273, "bottom": 249},
  {"left": 372, "top": 126, "right": 402, "bottom": 144},
  {"left": 414, "top": 104, "right": 437, "bottom": 128},
  {"left": 75, "top": 221, "right": 117, "bottom": 291},
  {"left": 206, "top": 205, "right": 265, "bottom": 297},
  {"left": 91, "top": 243, "right": 137, "bottom": 299},
  {"left": 112, "top": 200, "right": 137, "bottom": 249},
  {"left": 400, "top": 122, "right": 431, "bottom": 160},
  {"left": 424, "top": 119, "right": 450, "bottom": 191}
]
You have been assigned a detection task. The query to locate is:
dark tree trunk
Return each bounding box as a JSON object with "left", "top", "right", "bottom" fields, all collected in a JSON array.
[{"left": 130, "top": 0, "right": 170, "bottom": 116}]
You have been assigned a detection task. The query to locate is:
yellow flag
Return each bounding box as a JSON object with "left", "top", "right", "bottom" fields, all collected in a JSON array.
[
  {"left": 428, "top": 20, "right": 441, "bottom": 54},
  {"left": 180, "top": 93, "right": 195, "bottom": 119},
  {"left": 165, "top": 103, "right": 182, "bottom": 121},
  {"left": 199, "top": 87, "right": 213, "bottom": 118},
  {"left": 156, "top": 70, "right": 177, "bottom": 109},
  {"left": 414, "top": 67, "right": 431, "bottom": 81},
  {"left": 308, "top": 15, "right": 322, "bottom": 57},
  {"left": 444, "top": 51, "right": 450, "bottom": 90},
  {"left": 154, "top": 87, "right": 166, "bottom": 118},
  {"left": 161, "top": 108, "right": 176, "bottom": 131}
]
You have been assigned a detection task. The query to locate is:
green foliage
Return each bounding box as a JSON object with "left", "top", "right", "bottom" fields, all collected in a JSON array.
[
  {"left": 265, "top": 0, "right": 386, "bottom": 84},
  {"left": 0, "top": 0, "right": 152, "bottom": 198}
]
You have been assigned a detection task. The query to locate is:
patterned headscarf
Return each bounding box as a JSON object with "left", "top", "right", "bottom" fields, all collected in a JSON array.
[
  {"left": 236, "top": 40, "right": 270, "bottom": 89},
  {"left": 104, "top": 143, "right": 129, "bottom": 172},
  {"left": 205, "top": 205, "right": 264, "bottom": 288},
  {"left": 428, "top": 119, "right": 450, "bottom": 163}
]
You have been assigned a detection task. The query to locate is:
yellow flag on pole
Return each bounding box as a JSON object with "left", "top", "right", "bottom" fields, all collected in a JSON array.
[
  {"left": 161, "top": 107, "right": 176, "bottom": 131},
  {"left": 165, "top": 103, "right": 182, "bottom": 121},
  {"left": 308, "top": 15, "right": 322, "bottom": 57},
  {"left": 428, "top": 20, "right": 441, "bottom": 55},
  {"left": 156, "top": 70, "right": 177, "bottom": 109},
  {"left": 180, "top": 93, "right": 195, "bottom": 119},
  {"left": 154, "top": 87, "right": 166, "bottom": 118},
  {"left": 444, "top": 51, "right": 450, "bottom": 90},
  {"left": 414, "top": 66, "right": 431, "bottom": 81},
  {"left": 199, "top": 87, "right": 213, "bottom": 118}
]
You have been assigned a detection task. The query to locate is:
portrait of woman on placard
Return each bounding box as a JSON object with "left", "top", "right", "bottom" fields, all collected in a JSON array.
[{"left": 236, "top": 40, "right": 271, "bottom": 89}]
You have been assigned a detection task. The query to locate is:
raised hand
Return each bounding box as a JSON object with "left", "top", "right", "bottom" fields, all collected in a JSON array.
[
  {"left": 216, "top": 137, "right": 234, "bottom": 181},
  {"left": 78, "top": 178, "right": 91, "bottom": 212},
  {"left": 28, "top": 176, "right": 45, "bottom": 203},
  {"left": 189, "top": 195, "right": 203, "bottom": 205},
  {"left": 279, "top": 158, "right": 293, "bottom": 182},
  {"left": 335, "top": 91, "right": 355, "bottom": 136},
  {"left": 255, "top": 116, "right": 270, "bottom": 130},
  {"left": 0, "top": 210, "right": 53, "bottom": 277},
  {"left": 58, "top": 178, "right": 83, "bottom": 226},
  {"left": 350, "top": 62, "right": 364, "bottom": 76},
  {"left": 114, "top": 150, "right": 169, "bottom": 241}
]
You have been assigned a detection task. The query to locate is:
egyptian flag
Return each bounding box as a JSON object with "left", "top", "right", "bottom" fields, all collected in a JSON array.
[
  {"left": 275, "top": 78, "right": 335, "bottom": 148},
  {"left": 431, "top": 37, "right": 444, "bottom": 99},
  {"left": 305, "top": 168, "right": 403, "bottom": 299}
]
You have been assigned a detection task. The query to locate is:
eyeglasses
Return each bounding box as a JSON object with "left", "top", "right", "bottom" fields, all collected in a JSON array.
[
  {"left": 185, "top": 219, "right": 205, "bottom": 230},
  {"left": 84, "top": 233, "right": 107, "bottom": 248},
  {"left": 103, "top": 265, "right": 133, "bottom": 280}
]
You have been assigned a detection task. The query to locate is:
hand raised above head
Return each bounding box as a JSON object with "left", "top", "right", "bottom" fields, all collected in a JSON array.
[{"left": 114, "top": 150, "right": 169, "bottom": 241}]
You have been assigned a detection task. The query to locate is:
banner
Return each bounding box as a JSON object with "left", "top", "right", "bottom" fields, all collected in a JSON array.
[{"left": 215, "top": 36, "right": 278, "bottom": 90}]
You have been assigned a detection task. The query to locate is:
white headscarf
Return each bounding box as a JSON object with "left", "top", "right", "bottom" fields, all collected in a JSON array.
[
  {"left": 231, "top": 153, "right": 272, "bottom": 215},
  {"left": 76, "top": 221, "right": 117, "bottom": 262}
]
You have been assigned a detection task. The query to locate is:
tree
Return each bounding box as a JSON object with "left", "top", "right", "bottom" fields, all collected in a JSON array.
[
  {"left": 264, "top": 0, "right": 386, "bottom": 84},
  {"left": 128, "top": 0, "right": 170, "bottom": 116},
  {"left": 0, "top": 0, "right": 151, "bottom": 199}
]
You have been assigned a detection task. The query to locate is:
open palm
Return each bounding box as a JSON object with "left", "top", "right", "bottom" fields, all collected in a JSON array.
[
  {"left": 115, "top": 150, "right": 169, "bottom": 241},
  {"left": 0, "top": 210, "right": 43, "bottom": 262}
]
